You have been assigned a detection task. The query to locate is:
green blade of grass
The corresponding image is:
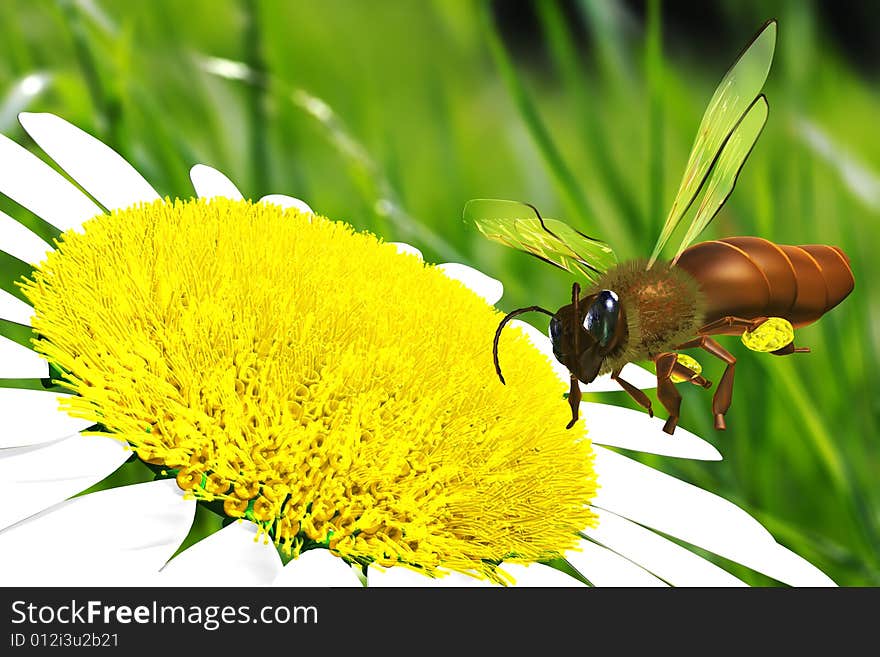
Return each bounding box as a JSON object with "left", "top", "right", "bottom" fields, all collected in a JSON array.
[
  {"left": 645, "top": 0, "right": 664, "bottom": 234},
  {"left": 577, "top": 0, "right": 636, "bottom": 100},
  {"left": 770, "top": 359, "right": 880, "bottom": 567},
  {"left": 478, "top": 2, "right": 628, "bottom": 248},
  {"left": 750, "top": 505, "right": 880, "bottom": 585},
  {"left": 56, "top": 0, "right": 122, "bottom": 149},
  {"left": 0, "top": 72, "right": 52, "bottom": 132},
  {"left": 536, "top": 0, "right": 642, "bottom": 239},
  {"left": 199, "top": 55, "right": 464, "bottom": 262}
]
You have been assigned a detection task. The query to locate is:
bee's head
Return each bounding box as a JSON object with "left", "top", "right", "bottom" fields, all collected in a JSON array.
[{"left": 549, "top": 289, "right": 623, "bottom": 384}]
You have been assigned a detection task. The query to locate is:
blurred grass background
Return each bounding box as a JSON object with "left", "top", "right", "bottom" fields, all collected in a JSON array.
[{"left": 1, "top": 0, "right": 878, "bottom": 585}]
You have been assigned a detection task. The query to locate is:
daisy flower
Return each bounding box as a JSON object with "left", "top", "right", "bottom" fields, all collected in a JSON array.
[{"left": 0, "top": 113, "right": 832, "bottom": 587}]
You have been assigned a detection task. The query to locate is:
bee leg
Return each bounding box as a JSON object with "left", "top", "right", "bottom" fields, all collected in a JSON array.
[
  {"left": 654, "top": 353, "right": 681, "bottom": 435},
  {"left": 611, "top": 368, "right": 653, "bottom": 417},
  {"left": 671, "top": 361, "right": 712, "bottom": 389},
  {"left": 698, "top": 316, "right": 768, "bottom": 334},
  {"left": 565, "top": 373, "right": 582, "bottom": 430},
  {"left": 675, "top": 336, "right": 736, "bottom": 430},
  {"left": 770, "top": 342, "right": 811, "bottom": 356}
]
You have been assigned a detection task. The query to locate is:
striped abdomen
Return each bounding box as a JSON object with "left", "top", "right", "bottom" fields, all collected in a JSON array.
[{"left": 675, "top": 236, "right": 854, "bottom": 332}]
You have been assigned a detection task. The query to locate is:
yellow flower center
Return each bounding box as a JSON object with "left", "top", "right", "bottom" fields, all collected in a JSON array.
[{"left": 23, "top": 198, "right": 597, "bottom": 581}]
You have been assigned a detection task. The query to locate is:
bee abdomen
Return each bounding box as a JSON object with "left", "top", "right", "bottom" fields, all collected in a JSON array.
[
  {"left": 675, "top": 240, "right": 773, "bottom": 326},
  {"left": 719, "top": 237, "right": 798, "bottom": 317},
  {"left": 775, "top": 245, "right": 828, "bottom": 326},
  {"left": 788, "top": 244, "right": 854, "bottom": 322},
  {"left": 676, "top": 237, "right": 854, "bottom": 330}
]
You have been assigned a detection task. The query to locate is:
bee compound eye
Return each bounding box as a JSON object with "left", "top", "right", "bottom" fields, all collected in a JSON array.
[{"left": 583, "top": 290, "right": 619, "bottom": 347}]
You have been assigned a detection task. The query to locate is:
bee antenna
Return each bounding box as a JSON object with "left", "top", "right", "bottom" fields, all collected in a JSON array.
[
  {"left": 571, "top": 281, "right": 581, "bottom": 363},
  {"left": 493, "top": 306, "right": 555, "bottom": 385}
]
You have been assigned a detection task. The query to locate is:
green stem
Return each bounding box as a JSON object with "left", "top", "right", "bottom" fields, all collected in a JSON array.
[{"left": 242, "top": 0, "right": 271, "bottom": 196}]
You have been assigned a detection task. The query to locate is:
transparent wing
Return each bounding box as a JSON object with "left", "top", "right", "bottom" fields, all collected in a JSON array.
[
  {"left": 464, "top": 199, "right": 617, "bottom": 284},
  {"left": 648, "top": 20, "right": 776, "bottom": 267},
  {"left": 672, "top": 96, "right": 769, "bottom": 261}
]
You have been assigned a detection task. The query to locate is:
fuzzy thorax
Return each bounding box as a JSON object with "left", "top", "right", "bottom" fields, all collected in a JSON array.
[{"left": 589, "top": 260, "right": 705, "bottom": 373}]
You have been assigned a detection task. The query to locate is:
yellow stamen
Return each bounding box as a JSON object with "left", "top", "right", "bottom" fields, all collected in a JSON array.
[{"left": 23, "top": 198, "right": 597, "bottom": 581}]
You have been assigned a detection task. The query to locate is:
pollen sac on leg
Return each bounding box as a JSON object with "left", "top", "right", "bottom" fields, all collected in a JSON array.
[
  {"left": 741, "top": 317, "right": 794, "bottom": 352},
  {"left": 671, "top": 353, "right": 702, "bottom": 382}
]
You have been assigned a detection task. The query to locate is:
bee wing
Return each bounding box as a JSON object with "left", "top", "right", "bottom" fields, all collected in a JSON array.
[
  {"left": 647, "top": 20, "right": 776, "bottom": 268},
  {"left": 464, "top": 198, "right": 617, "bottom": 284},
  {"left": 672, "top": 95, "right": 769, "bottom": 262}
]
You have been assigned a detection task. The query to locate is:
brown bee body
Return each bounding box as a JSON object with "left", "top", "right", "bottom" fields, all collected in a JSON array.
[
  {"left": 584, "top": 260, "right": 705, "bottom": 370},
  {"left": 676, "top": 237, "right": 855, "bottom": 333},
  {"left": 470, "top": 22, "right": 858, "bottom": 435},
  {"left": 492, "top": 235, "right": 855, "bottom": 435},
  {"left": 543, "top": 239, "right": 854, "bottom": 434}
]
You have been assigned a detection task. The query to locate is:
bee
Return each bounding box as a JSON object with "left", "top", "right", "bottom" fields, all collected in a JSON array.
[{"left": 464, "top": 20, "right": 854, "bottom": 434}]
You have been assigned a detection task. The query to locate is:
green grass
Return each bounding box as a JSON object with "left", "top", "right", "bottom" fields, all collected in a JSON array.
[{"left": 0, "top": 0, "right": 878, "bottom": 585}]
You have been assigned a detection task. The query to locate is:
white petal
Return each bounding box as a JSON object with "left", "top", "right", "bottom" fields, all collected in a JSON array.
[
  {"left": 0, "top": 389, "right": 93, "bottom": 448},
  {"left": 501, "top": 562, "right": 587, "bottom": 587},
  {"left": 190, "top": 164, "right": 244, "bottom": 200},
  {"left": 368, "top": 567, "right": 494, "bottom": 587},
  {"left": 157, "top": 520, "right": 282, "bottom": 586},
  {"left": 591, "top": 446, "right": 836, "bottom": 586},
  {"left": 259, "top": 194, "right": 313, "bottom": 214},
  {"left": 0, "top": 209, "right": 52, "bottom": 265},
  {"left": 436, "top": 262, "right": 503, "bottom": 305},
  {"left": 0, "top": 433, "right": 129, "bottom": 531},
  {"left": 0, "top": 290, "right": 34, "bottom": 326},
  {"left": 0, "top": 132, "right": 103, "bottom": 232},
  {"left": 0, "top": 479, "right": 195, "bottom": 586},
  {"left": 565, "top": 538, "right": 668, "bottom": 587},
  {"left": 18, "top": 113, "right": 160, "bottom": 211},
  {"left": 581, "top": 402, "right": 721, "bottom": 461},
  {"left": 583, "top": 509, "right": 745, "bottom": 586},
  {"left": 273, "top": 549, "right": 362, "bottom": 587},
  {"left": 584, "top": 363, "right": 657, "bottom": 392},
  {"left": 770, "top": 543, "right": 838, "bottom": 587},
  {"left": 388, "top": 242, "right": 423, "bottom": 261},
  {"left": 0, "top": 336, "right": 46, "bottom": 378}
]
